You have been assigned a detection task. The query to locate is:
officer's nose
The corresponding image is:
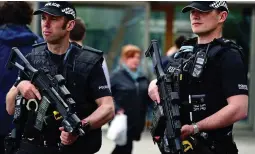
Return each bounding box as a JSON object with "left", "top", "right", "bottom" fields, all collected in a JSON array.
[
  {"left": 190, "top": 10, "right": 201, "bottom": 20},
  {"left": 43, "top": 19, "right": 51, "bottom": 28}
]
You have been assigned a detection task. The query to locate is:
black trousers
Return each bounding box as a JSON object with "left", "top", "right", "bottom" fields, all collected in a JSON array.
[
  {"left": 0, "top": 135, "right": 5, "bottom": 154},
  {"left": 111, "top": 138, "right": 133, "bottom": 154},
  {"left": 14, "top": 141, "right": 59, "bottom": 154},
  {"left": 14, "top": 141, "right": 95, "bottom": 154}
]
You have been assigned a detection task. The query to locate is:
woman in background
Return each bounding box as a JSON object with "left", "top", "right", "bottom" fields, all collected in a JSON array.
[{"left": 110, "top": 44, "right": 152, "bottom": 154}]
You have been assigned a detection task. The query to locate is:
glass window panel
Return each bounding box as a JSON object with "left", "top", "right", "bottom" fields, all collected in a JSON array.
[
  {"left": 74, "top": 5, "right": 146, "bottom": 71},
  {"left": 150, "top": 11, "right": 166, "bottom": 52}
]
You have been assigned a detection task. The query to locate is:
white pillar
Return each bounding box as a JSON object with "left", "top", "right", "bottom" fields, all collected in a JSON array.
[
  {"left": 30, "top": 2, "right": 39, "bottom": 34},
  {"left": 248, "top": 8, "right": 255, "bottom": 133}
]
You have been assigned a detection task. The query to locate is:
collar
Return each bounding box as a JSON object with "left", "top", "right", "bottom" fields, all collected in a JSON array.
[
  {"left": 121, "top": 63, "right": 141, "bottom": 81},
  {"left": 45, "top": 43, "right": 73, "bottom": 65}
]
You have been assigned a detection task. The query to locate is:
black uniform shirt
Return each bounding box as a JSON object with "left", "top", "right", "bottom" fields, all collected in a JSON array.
[
  {"left": 218, "top": 48, "right": 248, "bottom": 98},
  {"left": 190, "top": 43, "right": 248, "bottom": 136},
  {"left": 194, "top": 43, "right": 248, "bottom": 98}
]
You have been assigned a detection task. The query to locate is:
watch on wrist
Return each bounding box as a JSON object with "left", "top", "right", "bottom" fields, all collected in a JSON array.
[{"left": 192, "top": 123, "right": 199, "bottom": 135}]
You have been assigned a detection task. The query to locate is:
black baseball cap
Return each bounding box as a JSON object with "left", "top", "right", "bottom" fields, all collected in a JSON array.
[
  {"left": 182, "top": 1, "right": 229, "bottom": 13},
  {"left": 33, "top": 1, "right": 76, "bottom": 20}
]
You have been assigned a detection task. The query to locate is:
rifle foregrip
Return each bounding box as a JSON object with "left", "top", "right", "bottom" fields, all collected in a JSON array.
[{"left": 150, "top": 105, "right": 165, "bottom": 138}]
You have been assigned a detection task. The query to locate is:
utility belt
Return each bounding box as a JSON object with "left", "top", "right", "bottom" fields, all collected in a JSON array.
[
  {"left": 21, "top": 136, "right": 60, "bottom": 147},
  {"left": 183, "top": 132, "right": 238, "bottom": 154},
  {"left": 196, "top": 131, "right": 234, "bottom": 145}
]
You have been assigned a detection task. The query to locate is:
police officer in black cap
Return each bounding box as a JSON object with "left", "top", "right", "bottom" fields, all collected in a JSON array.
[
  {"left": 6, "top": 1, "right": 114, "bottom": 154},
  {"left": 148, "top": 1, "right": 248, "bottom": 153}
]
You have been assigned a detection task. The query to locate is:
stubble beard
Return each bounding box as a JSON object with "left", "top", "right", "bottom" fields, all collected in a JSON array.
[{"left": 44, "top": 33, "right": 67, "bottom": 45}]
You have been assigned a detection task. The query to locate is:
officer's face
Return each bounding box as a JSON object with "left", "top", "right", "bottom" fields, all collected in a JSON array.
[
  {"left": 41, "top": 13, "right": 73, "bottom": 44},
  {"left": 125, "top": 53, "right": 141, "bottom": 71},
  {"left": 190, "top": 9, "right": 226, "bottom": 36}
]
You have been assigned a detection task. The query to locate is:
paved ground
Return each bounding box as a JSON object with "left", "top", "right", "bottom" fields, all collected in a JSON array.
[{"left": 96, "top": 128, "right": 255, "bottom": 154}]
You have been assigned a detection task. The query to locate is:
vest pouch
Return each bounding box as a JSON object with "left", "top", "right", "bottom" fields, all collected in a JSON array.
[
  {"left": 23, "top": 111, "right": 40, "bottom": 138},
  {"left": 42, "top": 110, "right": 62, "bottom": 144},
  {"left": 66, "top": 71, "right": 87, "bottom": 100}
]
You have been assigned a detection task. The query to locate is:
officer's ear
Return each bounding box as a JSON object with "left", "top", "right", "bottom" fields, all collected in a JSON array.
[
  {"left": 66, "top": 20, "right": 75, "bottom": 32},
  {"left": 218, "top": 11, "right": 228, "bottom": 23}
]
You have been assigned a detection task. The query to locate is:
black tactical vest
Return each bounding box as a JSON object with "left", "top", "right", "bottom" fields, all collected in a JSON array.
[
  {"left": 22, "top": 42, "right": 104, "bottom": 152},
  {"left": 165, "top": 37, "right": 245, "bottom": 126},
  {"left": 29, "top": 42, "right": 103, "bottom": 118}
]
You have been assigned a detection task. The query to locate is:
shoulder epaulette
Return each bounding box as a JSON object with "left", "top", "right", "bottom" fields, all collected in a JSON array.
[
  {"left": 71, "top": 42, "right": 83, "bottom": 48},
  {"left": 213, "top": 38, "right": 243, "bottom": 50},
  {"left": 82, "top": 45, "right": 103, "bottom": 54},
  {"left": 71, "top": 42, "right": 103, "bottom": 54},
  {"left": 32, "top": 42, "right": 47, "bottom": 48}
]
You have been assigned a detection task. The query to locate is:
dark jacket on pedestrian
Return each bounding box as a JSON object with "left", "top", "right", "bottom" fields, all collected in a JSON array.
[
  {"left": 0, "top": 24, "right": 42, "bottom": 136},
  {"left": 110, "top": 66, "right": 152, "bottom": 141}
]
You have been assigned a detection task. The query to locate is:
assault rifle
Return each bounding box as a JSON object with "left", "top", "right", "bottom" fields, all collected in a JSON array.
[
  {"left": 6, "top": 47, "right": 86, "bottom": 136},
  {"left": 145, "top": 40, "right": 183, "bottom": 154}
]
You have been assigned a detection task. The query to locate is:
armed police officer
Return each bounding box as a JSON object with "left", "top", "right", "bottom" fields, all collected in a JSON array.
[
  {"left": 148, "top": 1, "right": 248, "bottom": 154},
  {"left": 5, "top": 1, "right": 114, "bottom": 154}
]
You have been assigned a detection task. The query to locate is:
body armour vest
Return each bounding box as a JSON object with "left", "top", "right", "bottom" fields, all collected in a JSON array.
[
  {"left": 22, "top": 42, "right": 103, "bottom": 150},
  {"left": 164, "top": 37, "right": 244, "bottom": 136},
  {"left": 29, "top": 42, "right": 103, "bottom": 118}
]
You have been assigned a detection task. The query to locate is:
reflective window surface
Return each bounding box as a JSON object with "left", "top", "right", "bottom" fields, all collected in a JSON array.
[
  {"left": 150, "top": 11, "right": 166, "bottom": 51},
  {"left": 75, "top": 5, "right": 146, "bottom": 71}
]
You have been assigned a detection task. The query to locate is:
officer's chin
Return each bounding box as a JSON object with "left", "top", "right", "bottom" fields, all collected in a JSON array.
[
  {"left": 192, "top": 28, "right": 213, "bottom": 37},
  {"left": 192, "top": 28, "right": 202, "bottom": 35},
  {"left": 45, "top": 38, "right": 60, "bottom": 44}
]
